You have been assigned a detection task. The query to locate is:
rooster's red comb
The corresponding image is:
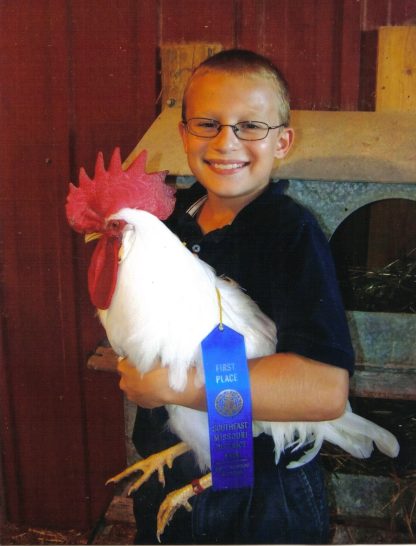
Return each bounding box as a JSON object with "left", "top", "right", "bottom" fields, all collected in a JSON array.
[{"left": 65, "top": 148, "right": 174, "bottom": 233}]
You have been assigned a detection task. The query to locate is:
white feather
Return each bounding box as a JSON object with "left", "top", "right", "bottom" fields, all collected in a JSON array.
[{"left": 98, "top": 208, "right": 399, "bottom": 471}]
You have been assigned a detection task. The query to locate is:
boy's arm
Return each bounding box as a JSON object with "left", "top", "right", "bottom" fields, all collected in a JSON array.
[
  {"left": 248, "top": 353, "right": 348, "bottom": 421},
  {"left": 117, "top": 353, "right": 349, "bottom": 422}
]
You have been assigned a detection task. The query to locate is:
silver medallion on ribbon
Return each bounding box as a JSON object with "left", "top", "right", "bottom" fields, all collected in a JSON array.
[{"left": 214, "top": 389, "right": 244, "bottom": 417}]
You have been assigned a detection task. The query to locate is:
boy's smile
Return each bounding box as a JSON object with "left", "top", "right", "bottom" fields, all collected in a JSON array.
[
  {"left": 179, "top": 70, "right": 293, "bottom": 217},
  {"left": 204, "top": 158, "right": 249, "bottom": 174}
]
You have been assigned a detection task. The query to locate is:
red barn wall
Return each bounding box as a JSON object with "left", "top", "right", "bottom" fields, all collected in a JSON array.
[{"left": 1, "top": 0, "right": 415, "bottom": 531}]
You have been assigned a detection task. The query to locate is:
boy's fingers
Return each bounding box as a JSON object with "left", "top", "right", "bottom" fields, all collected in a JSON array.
[{"left": 87, "top": 345, "right": 119, "bottom": 373}]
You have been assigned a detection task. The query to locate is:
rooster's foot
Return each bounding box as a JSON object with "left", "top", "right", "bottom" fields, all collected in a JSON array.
[
  {"left": 106, "top": 441, "right": 190, "bottom": 495},
  {"left": 156, "top": 473, "right": 212, "bottom": 541}
]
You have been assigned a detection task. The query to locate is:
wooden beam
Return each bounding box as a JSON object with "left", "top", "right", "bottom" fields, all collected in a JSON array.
[
  {"left": 124, "top": 108, "right": 416, "bottom": 183},
  {"left": 350, "top": 368, "right": 416, "bottom": 400}
]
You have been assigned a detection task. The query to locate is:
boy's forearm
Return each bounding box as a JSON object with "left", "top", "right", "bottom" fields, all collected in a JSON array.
[
  {"left": 170, "top": 353, "right": 349, "bottom": 422},
  {"left": 119, "top": 353, "right": 349, "bottom": 422},
  {"left": 247, "top": 353, "right": 349, "bottom": 422}
]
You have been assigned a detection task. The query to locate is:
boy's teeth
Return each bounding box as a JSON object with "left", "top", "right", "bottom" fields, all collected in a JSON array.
[{"left": 212, "top": 163, "right": 243, "bottom": 170}]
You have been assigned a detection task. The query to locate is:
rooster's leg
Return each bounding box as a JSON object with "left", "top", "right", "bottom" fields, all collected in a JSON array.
[
  {"left": 106, "top": 441, "right": 190, "bottom": 495},
  {"left": 156, "top": 472, "right": 212, "bottom": 541}
]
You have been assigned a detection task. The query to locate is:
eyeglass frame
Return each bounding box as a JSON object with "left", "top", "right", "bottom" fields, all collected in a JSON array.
[{"left": 182, "top": 117, "right": 288, "bottom": 141}]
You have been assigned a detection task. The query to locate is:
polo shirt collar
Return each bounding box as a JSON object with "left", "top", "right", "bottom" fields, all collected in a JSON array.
[{"left": 184, "top": 181, "right": 280, "bottom": 234}]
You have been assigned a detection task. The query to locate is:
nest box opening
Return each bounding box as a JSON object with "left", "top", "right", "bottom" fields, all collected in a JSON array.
[{"left": 330, "top": 198, "right": 416, "bottom": 314}]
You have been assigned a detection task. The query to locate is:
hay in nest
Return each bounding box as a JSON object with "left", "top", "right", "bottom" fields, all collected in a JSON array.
[{"left": 339, "top": 248, "right": 416, "bottom": 313}]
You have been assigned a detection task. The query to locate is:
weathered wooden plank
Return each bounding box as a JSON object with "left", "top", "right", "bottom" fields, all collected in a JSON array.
[
  {"left": 338, "top": 0, "right": 362, "bottom": 110},
  {"left": 390, "top": 0, "right": 416, "bottom": 26},
  {"left": 160, "top": 43, "right": 223, "bottom": 109},
  {"left": 0, "top": 0, "right": 92, "bottom": 528},
  {"left": 0, "top": 0, "right": 151, "bottom": 530},
  {"left": 348, "top": 311, "right": 416, "bottom": 368},
  {"left": 69, "top": 0, "right": 151, "bottom": 527},
  {"left": 350, "top": 368, "right": 416, "bottom": 400},
  {"left": 361, "top": 0, "right": 390, "bottom": 31},
  {"left": 160, "top": 0, "right": 235, "bottom": 45},
  {"left": 125, "top": 107, "right": 416, "bottom": 183},
  {"left": 376, "top": 26, "right": 416, "bottom": 112}
]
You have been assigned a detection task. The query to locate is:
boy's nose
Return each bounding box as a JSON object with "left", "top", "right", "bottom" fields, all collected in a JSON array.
[{"left": 212, "top": 125, "right": 240, "bottom": 150}]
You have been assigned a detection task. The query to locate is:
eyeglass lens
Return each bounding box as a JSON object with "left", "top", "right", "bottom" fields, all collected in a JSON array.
[{"left": 186, "top": 119, "right": 277, "bottom": 141}]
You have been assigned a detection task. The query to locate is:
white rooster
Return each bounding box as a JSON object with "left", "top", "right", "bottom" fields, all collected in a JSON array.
[{"left": 66, "top": 148, "right": 399, "bottom": 539}]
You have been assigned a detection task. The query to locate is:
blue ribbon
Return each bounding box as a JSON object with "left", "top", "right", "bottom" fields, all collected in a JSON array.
[{"left": 201, "top": 324, "right": 254, "bottom": 490}]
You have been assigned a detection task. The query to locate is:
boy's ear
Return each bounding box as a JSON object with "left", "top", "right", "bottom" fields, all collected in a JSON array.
[
  {"left": 274, "top": 127, "right": 294, "bottom": 159},
  {"left": 178, "top": 121, "right": 189, "bottom": 153}
]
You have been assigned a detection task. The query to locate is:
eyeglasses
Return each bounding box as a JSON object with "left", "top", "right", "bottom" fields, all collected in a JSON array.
[{"left": 183, "top": 118, "right": 287, "bottom": 141}]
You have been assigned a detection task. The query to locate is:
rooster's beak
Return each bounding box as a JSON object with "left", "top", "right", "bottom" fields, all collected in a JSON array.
[{"left": 85, "top": 232, "right": 102, "bottom": 243}]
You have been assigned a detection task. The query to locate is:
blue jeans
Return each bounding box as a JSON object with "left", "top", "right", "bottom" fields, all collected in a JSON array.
[
  {"left": 133, "top": 435, "right": 329, "bottom": 544},
  {"left": 190, "top": 454, "right": 328, "bottom": 544}
]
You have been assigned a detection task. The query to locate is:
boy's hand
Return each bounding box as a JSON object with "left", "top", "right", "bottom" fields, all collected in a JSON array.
[
  {"left": 117, "top": 358, "right": 206, "bottom": 410},
  {"left": 117, "top": 358, "right": 170, "bottom": 408}
]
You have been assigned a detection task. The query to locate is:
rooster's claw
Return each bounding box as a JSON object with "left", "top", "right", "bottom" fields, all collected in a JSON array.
[
  {"left": 156, "top": 473, "right": 212, "bottom": 541},
  {"left": 106, "top": 442, "right": 190, "bottom": 495}
]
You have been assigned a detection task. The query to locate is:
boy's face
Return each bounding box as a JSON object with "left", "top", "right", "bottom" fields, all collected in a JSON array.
[{"left": 179, "top": 70, "right": 293, "bottom": 207}]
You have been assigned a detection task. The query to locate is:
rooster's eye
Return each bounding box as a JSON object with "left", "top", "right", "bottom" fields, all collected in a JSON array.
[{"left": 109, "top": 220, "right": 120, "bottom": 230}]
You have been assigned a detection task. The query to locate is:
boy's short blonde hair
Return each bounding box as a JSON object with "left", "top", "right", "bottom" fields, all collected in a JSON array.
[{"left": 182, "top": 49, "right": 290, "bottom": 126}]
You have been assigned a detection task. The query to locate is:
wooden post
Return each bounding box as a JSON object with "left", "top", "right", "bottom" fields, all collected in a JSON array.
[
  {"left": 366, "top": 26, "right": 416, "bottom": 269},
  {"left": 376, "top": 26, "right": 416, "bottom": 112},
  {"left": 160, "top": 43, "right": 223, "bottom": 111}
]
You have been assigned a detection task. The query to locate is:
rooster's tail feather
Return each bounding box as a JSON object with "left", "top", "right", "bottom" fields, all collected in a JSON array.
[{"left": 328, "top": 411, "right": 400, "bottom": 459}]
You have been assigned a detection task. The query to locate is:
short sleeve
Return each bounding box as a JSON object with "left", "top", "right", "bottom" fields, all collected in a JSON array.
[{"left": 274, "top": 215, "right": 355, "bottom": 374}]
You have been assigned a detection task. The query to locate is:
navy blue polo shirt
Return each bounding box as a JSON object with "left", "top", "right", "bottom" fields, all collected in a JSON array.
[{"left": 167, "top": 181, "right": 354, "bottom": 373}]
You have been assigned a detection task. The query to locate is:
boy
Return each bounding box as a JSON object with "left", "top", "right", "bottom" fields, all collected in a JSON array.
[{"left": 118, "top": 49, "right": 354, "bottom": 544}]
